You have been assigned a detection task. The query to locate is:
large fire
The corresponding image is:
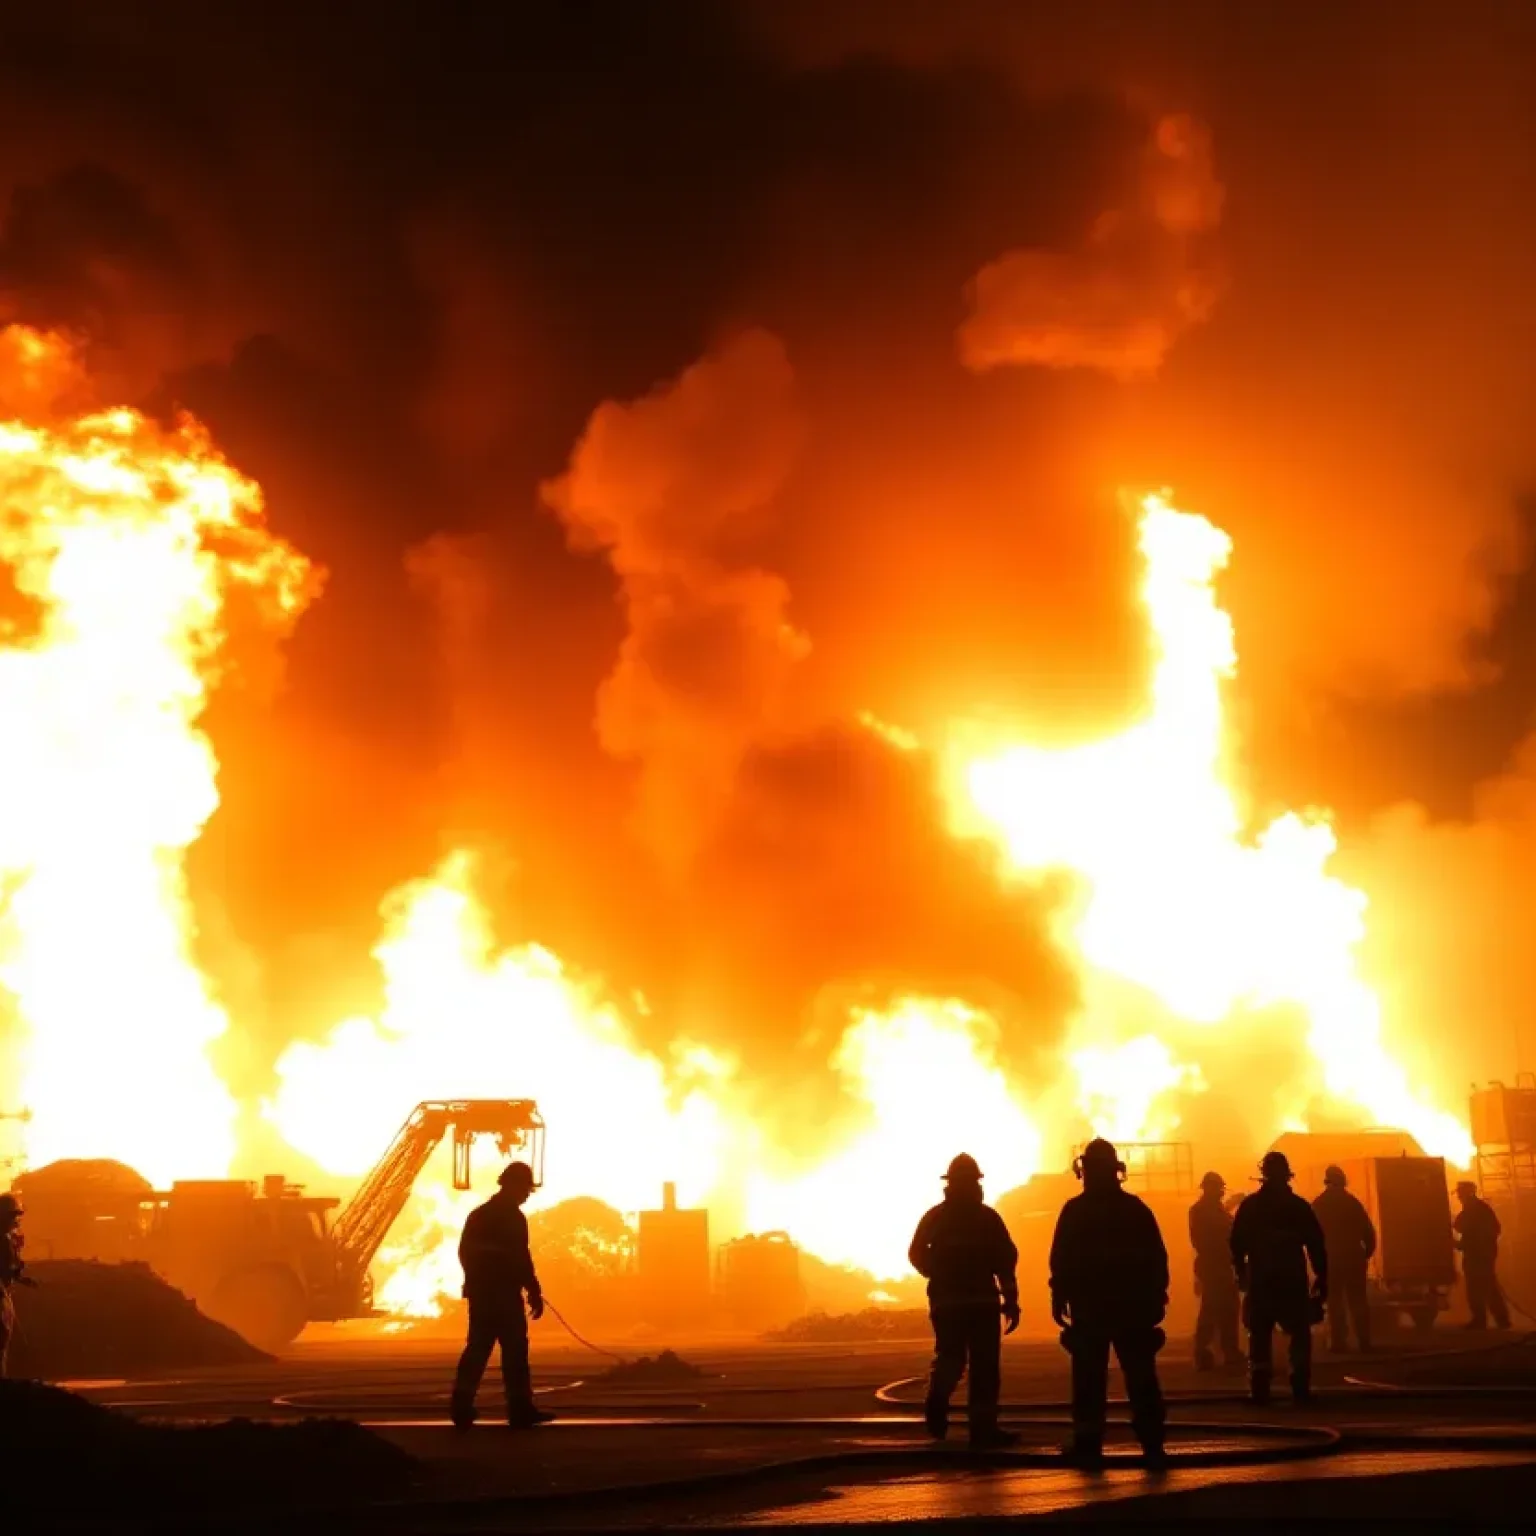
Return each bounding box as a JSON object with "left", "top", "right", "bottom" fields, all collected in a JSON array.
[
  {"left": 0, "top": 329, "right": 315, "bottom": 1185},
  {"left": 950, "top": 495, "right": 1473, "bottom": 1168},
  {"left": 0, "top": 328, "right": 1472, "bottom": 1309}
]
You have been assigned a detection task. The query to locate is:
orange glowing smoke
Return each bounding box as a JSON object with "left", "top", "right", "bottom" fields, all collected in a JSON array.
[
  {"left": 276, "top": 490, "right": 1475, "bottom": 1298},
  {"left": 0, "top": 321, "right": 1472, "bottom": 1308},
  {"left": 0, "top": 328, "right": 317, "bottom": 1184}
]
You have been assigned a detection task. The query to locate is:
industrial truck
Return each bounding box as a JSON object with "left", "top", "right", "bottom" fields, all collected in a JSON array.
[{"left": 11, "top": 1099, "right": 545, "bottom": 1349}]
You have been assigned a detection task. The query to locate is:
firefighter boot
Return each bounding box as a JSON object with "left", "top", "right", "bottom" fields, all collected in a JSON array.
[
  {"left": 1061, "top": 1435, "right": 1105, "bottom": 1468},
  {"left": 970, "top": 1423, "right": 1022, "bottom": 1451}
]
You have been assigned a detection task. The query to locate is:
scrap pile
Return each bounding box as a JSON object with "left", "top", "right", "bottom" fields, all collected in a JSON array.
[
  {"left": 596, "top": 1348, "right": 705, "bottom": 1385},
  {"left": 765, "top": 1306, "right": 931, "bottom": 1343}
]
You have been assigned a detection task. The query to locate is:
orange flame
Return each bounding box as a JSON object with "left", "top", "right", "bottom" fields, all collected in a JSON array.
[
  {"left": 0, "top": 329, "right": 316, "bottom": 1184},
  {"left": 0, "top": 327, "right": 1470, "bottom": 1313},
  {"left": 267, "top": 851, "right": 731, "bottom": 1314},
  {"left": 950, "top": 492, "right": 1473, "bottom": 1165}
]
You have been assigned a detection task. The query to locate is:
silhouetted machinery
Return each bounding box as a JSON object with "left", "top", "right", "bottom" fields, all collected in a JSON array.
[
  {"left": 637, "top": 1181, "right": 710, "bottom": 1329},
  {"left": 717, "top": 1231, "right": 805, "bottom": 1329},
  {"left": 1471, "top": 1075, "right": 1536, "bottom": 1294},
  {"left": 13, "top": 1099, "right": 544, "bottom": 1349},
  {"left": 1270, "top": 1130, "right": 1455, "bottom": 1331},
  {"left": 1472, "top": 1077, "right": 1536, "bottom": 1224}
]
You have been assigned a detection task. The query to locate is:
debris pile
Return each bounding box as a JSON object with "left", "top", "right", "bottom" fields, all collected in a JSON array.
[
  {"left": 0, "top": 1381, "right": 418, "bottom": 1514},
  {"left": 765, "top": 1307, "right": 931, "bottom": 1343},
  {"left": 597, "top": 1348, "right": 705, "bottom": 1385},
  {"left": 9, "top": 1260, "right": 269, "bottom": 1378}
]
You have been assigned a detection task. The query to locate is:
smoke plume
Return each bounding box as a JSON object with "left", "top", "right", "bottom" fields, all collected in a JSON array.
[
  {"left": 959, "top": 113, "right": 1223, "bottom": 379},
  {"left": 541, "top": 331, "right": 1075, "bottom": 1093},
  {"left": 3, "top": 0, "right": 1536, "bottom": 1121},
  {"left": 542, "top": 329, "right": 808, "bottom": 867}
]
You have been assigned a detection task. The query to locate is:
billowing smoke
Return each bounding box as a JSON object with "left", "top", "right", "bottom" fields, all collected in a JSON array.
[
  {"left": 959, "top": 113, "right": 1223, "bottom": 379},
  {"left": 688, "top": 723, "right": 1075, "bottom": 1090},
  {"left": 542, "top": 330, "right": 808, "bottom": 867},
  {"left": 541, "top": 332, "right": 1075, "bottom": 1092},
  {"left": 1, "top": 0, "right": 1535, "bottom": 1138}
]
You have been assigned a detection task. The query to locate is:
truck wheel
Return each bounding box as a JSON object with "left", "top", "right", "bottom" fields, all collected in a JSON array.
[{"left": 209, "top": 1264, "right": 308, "bottom": 1351}]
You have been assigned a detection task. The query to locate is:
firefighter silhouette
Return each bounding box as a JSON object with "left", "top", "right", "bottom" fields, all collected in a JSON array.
[
  {"left": 1454, "top": 1182, "right": 1511, "bottom": 1330},
  {"left": 1312, "top": 1166, "right": 1375, "bottom": 1352},
  {"left": 1189, "top": 1171, "right": 1242, "bottom": 1370},
  {"left": 1231, "top": 1150, "right": 1327, "bottom": 1404},
  {"left": 908, "top": 1153, "right": 1022, "bottom": 1449},
  {"left": 451, "top": 1162, "right": 552, "bottom": 1429},
  {"left": 1049, "top": 1139, "right": 1168, "bottom": 1466},
  {"left": 0, "top": 1192, "right": 26, "bottom": 1377}
]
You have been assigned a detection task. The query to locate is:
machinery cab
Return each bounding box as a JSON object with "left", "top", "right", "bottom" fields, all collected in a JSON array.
[{"left": 143, "top": 1176, "right": 341, "bottom": 1349}]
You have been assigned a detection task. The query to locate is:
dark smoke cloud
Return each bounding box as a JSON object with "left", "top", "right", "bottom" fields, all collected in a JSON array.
[
  {"left": 959, "top": 113, "right": 1223, "bottom": 379},
  {"left": 541, "top": 332, "right": 1075, "bottom": 1092},
  {"left": 2, "top": 0, "right": 1535, "bottom": 1112},
  {"left": 688, "top": 722, "right": 1075, "bottom": 1085},
  {"left": 543, "top": 330, "right": 807, "bottom": 866}
]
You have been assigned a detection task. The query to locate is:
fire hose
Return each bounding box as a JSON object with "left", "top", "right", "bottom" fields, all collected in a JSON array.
[{"left": 538, "top": 1296, "right": 630, "bottom": 1364}]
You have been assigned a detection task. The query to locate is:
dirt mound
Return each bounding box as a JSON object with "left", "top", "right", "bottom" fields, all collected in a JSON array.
[
  {"left": 765, "top": 1307, "right": 931, "bottom": 1343},
  {"left": 9, "top": 1260, "right": 269, "bottom": 1378},
  {"left": 13, "top": 1157, "right": 153, "bottom": 1201},
  {"left": 597, "top": 1348, "right": 705, "bottom": 1385},
  {"left": 0, "top": 1380, "right": 417, "bottom": 1514}
]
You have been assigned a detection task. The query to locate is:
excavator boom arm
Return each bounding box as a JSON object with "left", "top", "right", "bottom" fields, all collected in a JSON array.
[{"left": 330, "top": 1099, "right": 544, "bottom": 1280}]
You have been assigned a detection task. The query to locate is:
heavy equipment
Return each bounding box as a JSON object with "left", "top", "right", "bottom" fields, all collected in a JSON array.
[
  {"left": 717, "top": 1230, "right": 806, "bottom": 1330},
  {"left": 636, "top": 1181, "right": 710, "bottom": 1330},
  {"left": 1269, "top": 1130, "right": 1456, "bottom": 1332},
  {"left": 1470, "top": 1075, "right": 1536, "bottom": 1304},
  {"left": 12, "top": 1099, "right": 544, "bottom": 1349}
]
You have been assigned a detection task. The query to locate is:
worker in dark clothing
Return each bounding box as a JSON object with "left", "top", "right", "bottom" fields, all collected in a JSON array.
[
  {"left": 1231, "top": 1150, "right": 1328, "bottom": 1404},
  {"left": 1050, "top": 1138, "right": 1169, "bottom": 1466},
  {"left": 1312, "top": 1166, "right": 1375, "bottom": 1352},
  {"left": 1189, "top": 1171, "right": 1242, "bottom": 1371},
  {"left": 1453, "top": 1182, "right": 1511, "bottom": 1330},
  {"left": 0, "top": 1193, "right": 30, "bottom": 1378},
  {"left": 908, "top": 1152, "right": 1021, "bottom": 1449},
  {"left": 451, "top": 1162, "right": 551, "bottom": 1429}
]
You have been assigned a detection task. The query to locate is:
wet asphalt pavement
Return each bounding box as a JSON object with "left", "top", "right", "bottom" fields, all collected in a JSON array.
[{"left": 67, "top": 1325, "right": 1536, "bottom": 1528}]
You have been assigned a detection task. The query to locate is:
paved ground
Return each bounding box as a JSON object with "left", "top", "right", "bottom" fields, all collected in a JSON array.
[{"left": 66, "top": 1324, "right": 1536, "bottom": 1528}]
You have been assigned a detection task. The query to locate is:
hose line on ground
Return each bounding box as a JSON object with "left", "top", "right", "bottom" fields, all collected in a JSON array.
[{"left": 540, "top": 1297, "right": 630, "bottom": 1364}]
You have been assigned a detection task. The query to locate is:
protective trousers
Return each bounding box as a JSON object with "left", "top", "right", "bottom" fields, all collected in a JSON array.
[
  {"left": 0, "top": 1288, "right": 12, "bottom": 1378},
  {"left": 1246, "top": 1293, "right": 1311, "bottom": 1401},
  {"left": 925, "top": 1301, "right": 1002, "bottom": 1435},
  {"left": 1329, "top": 1264, "right": 1371, "bottom": 1351},
  {"left": 452, "top": 1296, "right": 533, "bottom": 1422},
  {"left": 1193, "top": 1277, "right": 1241, "bottom": 1367},
  {"left": 1069, "top": 1329, "right": 1165, "bottom": 1450},
  {"left": 1465, "top": 1266, "right": 1511, "bottom": 1329}
]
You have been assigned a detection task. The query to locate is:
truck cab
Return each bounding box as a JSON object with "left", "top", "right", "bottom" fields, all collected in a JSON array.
[{"left": 143, "top": 1176, "right": 345, "bottom": 1349}]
